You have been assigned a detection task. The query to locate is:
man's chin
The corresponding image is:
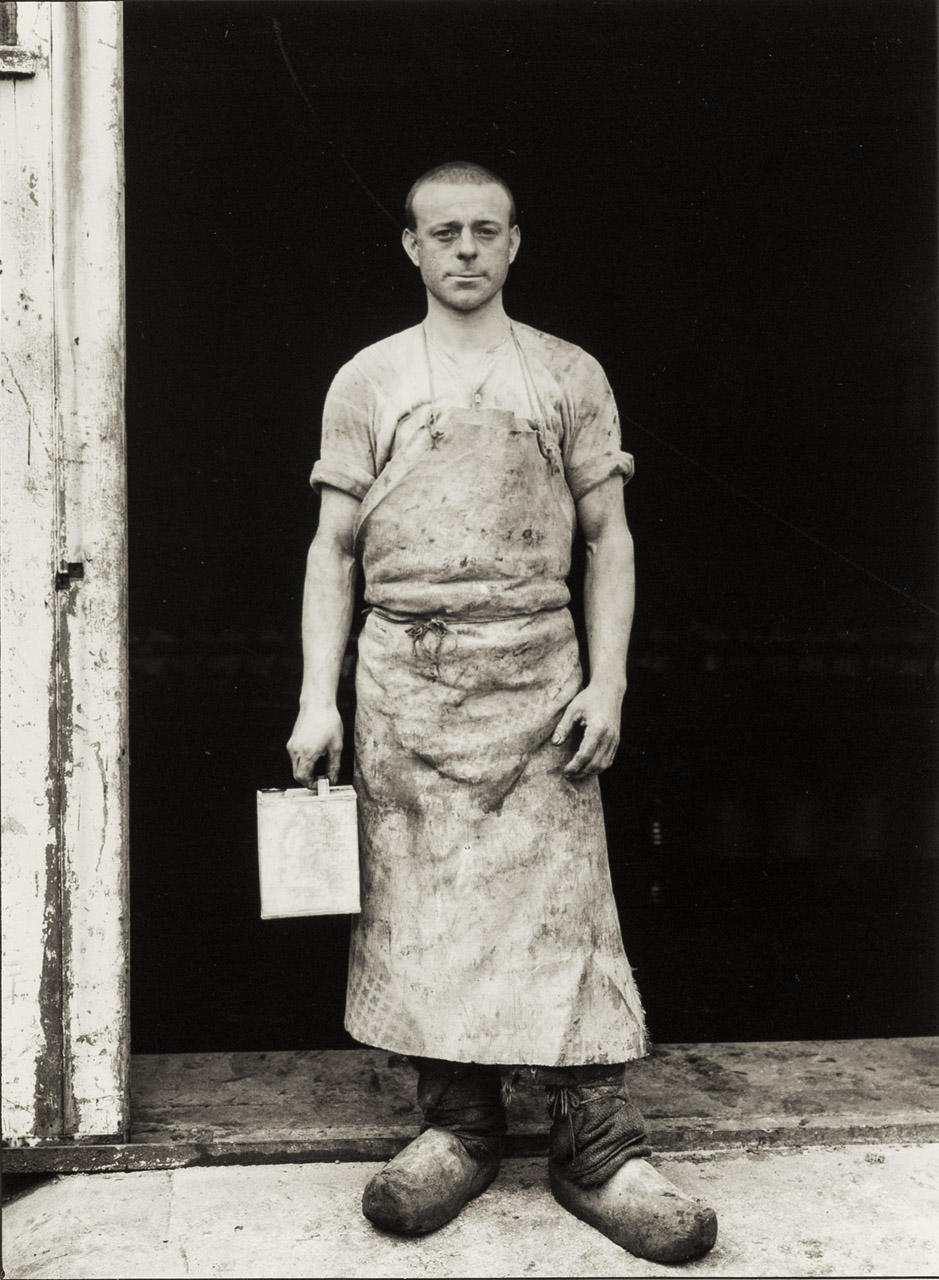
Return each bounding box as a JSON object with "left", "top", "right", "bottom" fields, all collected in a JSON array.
[
  {"left": 424, "top": 277, "right": 500, "bottom": 311},
  {"left": 440, "top": 288, "right": 496, "bottom": 313}
]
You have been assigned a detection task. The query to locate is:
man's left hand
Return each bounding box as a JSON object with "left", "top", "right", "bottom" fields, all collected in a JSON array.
[{"left": 553, "top": 683, "right": 623, "bottom": 777}]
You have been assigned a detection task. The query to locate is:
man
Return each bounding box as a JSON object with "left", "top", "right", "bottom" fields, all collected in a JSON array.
[{"left": 287, "top": 161, "right": 717, "bottom": 1263}]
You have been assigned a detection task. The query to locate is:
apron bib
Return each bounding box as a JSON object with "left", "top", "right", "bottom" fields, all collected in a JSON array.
[{"left": 344, "top": 329, "right": 648, "bottom": 1066}]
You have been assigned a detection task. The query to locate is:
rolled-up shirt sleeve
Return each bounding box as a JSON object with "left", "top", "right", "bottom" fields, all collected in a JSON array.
[
  {"left": 563, "top": 352, "right": 635, "bottom": 503},
  {"left": 309, "top": 361, "right": 378, "bottom": 501}
]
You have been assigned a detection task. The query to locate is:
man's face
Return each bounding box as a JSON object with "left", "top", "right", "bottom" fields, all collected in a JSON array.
[{"left": 402, "top": 182, "right": 520, "bottom": 313}]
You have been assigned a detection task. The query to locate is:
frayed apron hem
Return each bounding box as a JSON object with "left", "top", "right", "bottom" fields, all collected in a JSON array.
[{"left": 344, "top": 1021, "right": 652, "bottom": 1070}]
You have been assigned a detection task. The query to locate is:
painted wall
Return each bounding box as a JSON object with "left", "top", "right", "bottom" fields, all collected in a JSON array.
[{"left": 1, "top": 0, "right": 128, "bottom": 1143}]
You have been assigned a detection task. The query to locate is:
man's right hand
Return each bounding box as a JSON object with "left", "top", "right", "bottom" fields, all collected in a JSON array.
[{"left": 287, "top": 703, "right": 344, "bottom": 788}]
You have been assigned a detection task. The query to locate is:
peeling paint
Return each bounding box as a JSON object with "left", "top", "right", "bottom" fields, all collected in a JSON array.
[
  {"left": 50, "top": 0, "right": 130, "bottom": 1142},
  {"left": 35, "top": 834, "right": 64, "bottom": 1135},
  {"left": 54, "top": 556, "right": 78, "bottom": 1132},
  {"left": 3, "top": 351, "right": 36, "bottom": 465},
  {"left": 2, "top": 2, "right": 63, "bottom": 1144},
  {"left": 3, "top": 1, "right": 129, "bottom": 1148}
]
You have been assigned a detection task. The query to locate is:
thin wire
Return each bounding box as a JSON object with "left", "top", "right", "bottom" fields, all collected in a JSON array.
[
  {"left": 271, "top": 18, "right": 400, "bottom": 231},
  {"left": 621, "top": 411, "right": 938, "bottom": 621}
]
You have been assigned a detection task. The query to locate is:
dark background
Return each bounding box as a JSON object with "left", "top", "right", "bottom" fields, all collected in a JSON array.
[{"left": 124, "top": 0, "right": 937, "bottom": 1054}]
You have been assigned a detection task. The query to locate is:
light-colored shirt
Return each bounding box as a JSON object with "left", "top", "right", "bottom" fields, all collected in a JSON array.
[{"left": 310, "top": 321, "right": 634, "bottom": 506}]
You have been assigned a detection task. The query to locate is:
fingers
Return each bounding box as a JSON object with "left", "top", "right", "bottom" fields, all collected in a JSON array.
[
  {"left": 592, "top": 734, "right": 619, "bottom": 775},
  {"left": 552, "top": 700, "right": 583, "bottom": 745},
  {"left": 291, "top": 747, "right": 325, "bottom": 789},
  {"left": 563, "top": 723, "right": 603, "bottom": 776},
  {"left": 286, "top": 729, "right": 343, "bottom": 789},
  {"left": 563, "top": 727, "right": 619, "bottom": 777}
]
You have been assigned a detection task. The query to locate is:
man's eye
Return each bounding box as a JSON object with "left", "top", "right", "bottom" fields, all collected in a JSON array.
[
  {"left": 434, "top": 230, "right": 457, "bottom": 241},
  {"left": 477, "top": 228, "right": 498, "bottom": 239}
]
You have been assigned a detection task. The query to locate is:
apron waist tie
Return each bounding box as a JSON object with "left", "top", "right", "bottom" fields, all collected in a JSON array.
[
  {"left": 367, "top": 604, "right": 571, "bottom": 625},
  {"left": 404, "top": 617, "right": 449, "bottom": 674}
]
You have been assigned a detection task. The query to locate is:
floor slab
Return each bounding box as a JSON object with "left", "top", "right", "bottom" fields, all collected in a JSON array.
[
  {"left": 4, "top": 1143, "right": 938, "bottom": 1278},
  {"left": 4, "top": 1038, "right": 937, "bottom": 1173}
]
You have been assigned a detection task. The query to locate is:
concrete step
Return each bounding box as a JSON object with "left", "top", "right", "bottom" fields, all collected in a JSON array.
[{"left": 3, "top": 1038, "right": 938, "bottom": 1173}]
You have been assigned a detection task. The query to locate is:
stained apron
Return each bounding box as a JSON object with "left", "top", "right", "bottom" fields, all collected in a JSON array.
[{"left": 344, "top": 334, "right": 649, "bottom": 1066}]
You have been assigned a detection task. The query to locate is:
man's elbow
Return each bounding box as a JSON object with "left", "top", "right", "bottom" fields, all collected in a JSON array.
[
  {"left": 585, "top": 520, "right": 634, "bottom": 566},
  {"left": 307, "top": 526, "right": 356, "bottom": 576}
]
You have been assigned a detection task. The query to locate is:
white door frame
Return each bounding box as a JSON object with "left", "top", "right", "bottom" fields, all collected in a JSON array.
[{"left": 1, "top": 0, "right": 129, "bottom": 1145}]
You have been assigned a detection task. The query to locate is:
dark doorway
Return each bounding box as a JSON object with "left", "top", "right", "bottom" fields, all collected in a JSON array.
[{"left": 125, "top": 0, "right": 937, "bottom": 1054}]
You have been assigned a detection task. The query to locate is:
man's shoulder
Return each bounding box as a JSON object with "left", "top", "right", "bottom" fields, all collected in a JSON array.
[
  {"left": 511, "top": 321, "right": 606, "bottom": 379},
  {"left": 336, "top": 324, "right": 423, "bottom": 383}
]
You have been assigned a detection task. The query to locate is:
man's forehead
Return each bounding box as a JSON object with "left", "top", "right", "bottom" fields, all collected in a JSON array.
[{"left": 412, "top": 181, "right": 513, "bottom": 226}]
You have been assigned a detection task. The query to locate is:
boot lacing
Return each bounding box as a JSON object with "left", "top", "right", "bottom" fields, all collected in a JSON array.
[
  {"left": 547, "top": 1084, "right": 583, "bottom": 1159},
  {"left": 547, "top": 1081, "right": 628, "bottom": 1161}
]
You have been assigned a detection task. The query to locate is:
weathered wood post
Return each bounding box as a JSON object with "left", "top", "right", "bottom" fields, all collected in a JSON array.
[{"left": 1, "top": 0, "right": 129, "bottom": 1147}]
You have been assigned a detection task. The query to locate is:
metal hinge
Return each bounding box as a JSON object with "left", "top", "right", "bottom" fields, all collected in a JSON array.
[{"left": 55, "top": 562, "right": 84, "bottom": 591}]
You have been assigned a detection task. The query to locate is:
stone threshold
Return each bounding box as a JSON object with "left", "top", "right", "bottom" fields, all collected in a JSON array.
[{"left": 3, "top": 1037, "right": 937, "bottom": 1174}]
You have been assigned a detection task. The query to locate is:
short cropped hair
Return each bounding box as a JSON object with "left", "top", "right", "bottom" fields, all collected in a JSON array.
[{"left": 404, "top": 162, "right": 517, "bottom": 230}]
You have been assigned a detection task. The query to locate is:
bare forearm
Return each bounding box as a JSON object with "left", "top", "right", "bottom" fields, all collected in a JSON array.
[
  {"left": 583, "top": 523, "right": 634, "bottom": 696},
  {"left": 298, "top": 535, "right": 357, "bottom": 708},
  {"left": 554, "top": 515, "right": 634, "bottom": 776},
  {"left": 288, "top": 488, "right": 360, "bottom": 785}
]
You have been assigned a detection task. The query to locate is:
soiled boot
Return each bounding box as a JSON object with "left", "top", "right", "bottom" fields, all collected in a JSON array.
[
  {"left": 362, "top": 1124, "right": 500, "bottom": 1235},
  {"left": 362, "top": 1058, "right": 505, "bottom": 1235},
  {"left": 546, "top": 1065, "right": 717, "bottom": 1264},
  {"left": 550, "top": 1158, "right": 718, "bottom": 1264}
]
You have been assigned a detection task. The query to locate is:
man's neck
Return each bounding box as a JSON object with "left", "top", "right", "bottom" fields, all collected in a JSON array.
[{"left": 423, "top": 292, "right": 512, "bottom": 354}]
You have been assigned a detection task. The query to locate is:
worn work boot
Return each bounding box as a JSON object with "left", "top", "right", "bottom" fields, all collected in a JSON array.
[
  {"left": 546, "top": 1066, "right": 717, "bottom": 1264},
  {"left": 362, "top": 1124, "right": 501, "bottom": 1235},
  {"left": 361, "top": 1058, "right": 505, "bottom": 1235},
  {"left": 550, "top": 1157, "right": 718, "bottom": 1264}
]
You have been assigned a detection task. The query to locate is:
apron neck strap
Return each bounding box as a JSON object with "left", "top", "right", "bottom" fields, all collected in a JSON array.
[
  {"left": 510, "top": 324, "right": 550, "bottom": 425},
  {"left": 421, "top": 324, "right": 439, "bottom": 426},
  {"left": 420, "top": 321, "right": 550, "bottom": 427}
]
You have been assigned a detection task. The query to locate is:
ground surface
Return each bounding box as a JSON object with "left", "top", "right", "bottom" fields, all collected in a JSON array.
[{"left": 4, "top": 1142, "right": 938, "bottom": 1278}]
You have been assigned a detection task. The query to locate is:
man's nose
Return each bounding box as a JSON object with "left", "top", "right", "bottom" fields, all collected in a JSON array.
[{"left": 455, "top": 229, "right": 478, "bottom": 258}]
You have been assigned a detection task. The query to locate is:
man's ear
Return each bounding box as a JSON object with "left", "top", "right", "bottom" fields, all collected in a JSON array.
[
  {"left": 508, "top": 225, "right": 521, "bottom": 265},
  {"left": 402, "top": 227, "right": 421, "bottom": 267}
]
